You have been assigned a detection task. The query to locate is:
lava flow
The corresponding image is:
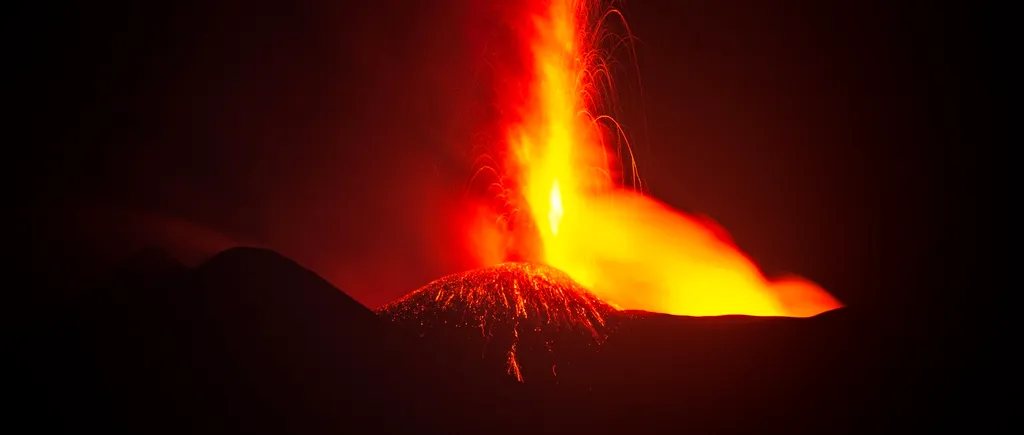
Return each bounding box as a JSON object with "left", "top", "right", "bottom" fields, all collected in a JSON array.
[
  {"left": 377, "top": 263, "right": 619, "bottom": 383},
  {"left": 470, "top": 0, "right": 843, "bottom": 317}
]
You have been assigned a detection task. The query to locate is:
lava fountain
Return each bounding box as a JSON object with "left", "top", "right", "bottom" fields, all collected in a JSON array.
[
  {"left": 383, "top": 0, "right": 843, "bottom": 373},
  {"left": 477, "top": 0, "right": 842, "bottom": 318},
  {"left": 377, "top": 0, "right": 840, "bottom": 383}
]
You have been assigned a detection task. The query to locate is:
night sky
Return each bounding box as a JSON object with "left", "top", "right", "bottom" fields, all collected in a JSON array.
[{"left": 15, "top": 1, "right": 991, "bottom": 314}]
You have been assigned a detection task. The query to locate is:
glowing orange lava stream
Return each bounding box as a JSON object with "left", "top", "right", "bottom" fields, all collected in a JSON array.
[{"left": 486, "top": 0, "right": 843, "bottom": 317}]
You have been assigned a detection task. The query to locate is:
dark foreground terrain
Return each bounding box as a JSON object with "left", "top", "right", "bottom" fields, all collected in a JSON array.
[{"left": 10, "top": 247, "right": 975, "bottom": 434}]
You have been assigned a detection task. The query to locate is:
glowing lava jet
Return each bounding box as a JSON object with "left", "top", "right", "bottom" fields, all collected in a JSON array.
[
  {"left": 485, "top": 0, "right": 842, "bottom": 318},
  {"left": 379, "top": 0, "right": 841, "bottom": 383}
]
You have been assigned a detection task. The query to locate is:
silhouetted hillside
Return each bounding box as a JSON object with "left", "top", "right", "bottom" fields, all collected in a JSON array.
[
  {"left": 13, "top": 247, "right": 527, "bottom": 434},
  {"left": 12, "top": 248, "right": 974, "bottom": 435},
  {"left": 573, "top": 308, "right": 969, "bottom": 433}
]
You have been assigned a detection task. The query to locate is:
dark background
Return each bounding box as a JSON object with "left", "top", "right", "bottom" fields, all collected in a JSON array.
[{"left": 13, "top": 1, "right": 991, "bottom": 315}]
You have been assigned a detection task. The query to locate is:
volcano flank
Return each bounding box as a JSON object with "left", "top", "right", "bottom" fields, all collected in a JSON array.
[
  {"left": 14, "top": 246, "right": 971, "bottom": 434},
  {"left": 376, "top": 262, "right": 620, "bottom": 383}
]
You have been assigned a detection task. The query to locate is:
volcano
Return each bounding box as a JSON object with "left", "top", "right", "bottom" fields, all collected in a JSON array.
[
  {"left": 13, "top": 247, "right": 528, "bottom": 434},
  {"left": 13, "top": 246, "right": 973, "bottom": 434},
  {"left": 377, "top": 262, "right": 620, "bottom": 383}
]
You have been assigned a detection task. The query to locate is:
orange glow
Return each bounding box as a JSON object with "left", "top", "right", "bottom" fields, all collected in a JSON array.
[{"left": 486, "top": 0, "right": 842, "bottom": 317}]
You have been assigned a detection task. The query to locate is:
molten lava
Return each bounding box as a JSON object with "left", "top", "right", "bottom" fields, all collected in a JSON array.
[
  {"left": 376, "top": 262, "right": 618, "bottom": 383},
  {"left": 475, "top": 0, "right": 843, "bottom": 317}
]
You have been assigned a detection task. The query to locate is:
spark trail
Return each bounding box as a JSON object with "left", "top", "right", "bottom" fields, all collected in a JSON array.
[{"left": 377, "top": 262, "right": 618, "bottom": 383}]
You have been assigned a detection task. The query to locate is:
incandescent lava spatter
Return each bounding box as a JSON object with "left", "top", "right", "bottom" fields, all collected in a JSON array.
[{"left": 376, "top": 262, "right": 621, "bottom": 384}]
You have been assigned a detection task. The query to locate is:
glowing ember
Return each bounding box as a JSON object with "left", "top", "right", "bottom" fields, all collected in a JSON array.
[
  {"left": 376, "top": 262, "right": 619, "bottom": 383},
  {"left": 467, "top": 0, "right": 843, "bottom": 317}
]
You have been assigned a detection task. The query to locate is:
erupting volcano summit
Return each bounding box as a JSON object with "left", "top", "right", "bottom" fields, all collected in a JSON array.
[{"left": 376, "top": 262, "right": 620, "bottom": 383}]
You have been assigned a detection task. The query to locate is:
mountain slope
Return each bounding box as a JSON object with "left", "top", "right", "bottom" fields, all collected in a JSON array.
[{"left": 14, "top": 247, "right": 525, "bottom": 434}]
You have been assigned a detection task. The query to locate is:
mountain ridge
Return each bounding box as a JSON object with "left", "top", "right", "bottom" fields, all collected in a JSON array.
[{"left": 11, "top": 246, "right": 972, "bottom": 434}]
